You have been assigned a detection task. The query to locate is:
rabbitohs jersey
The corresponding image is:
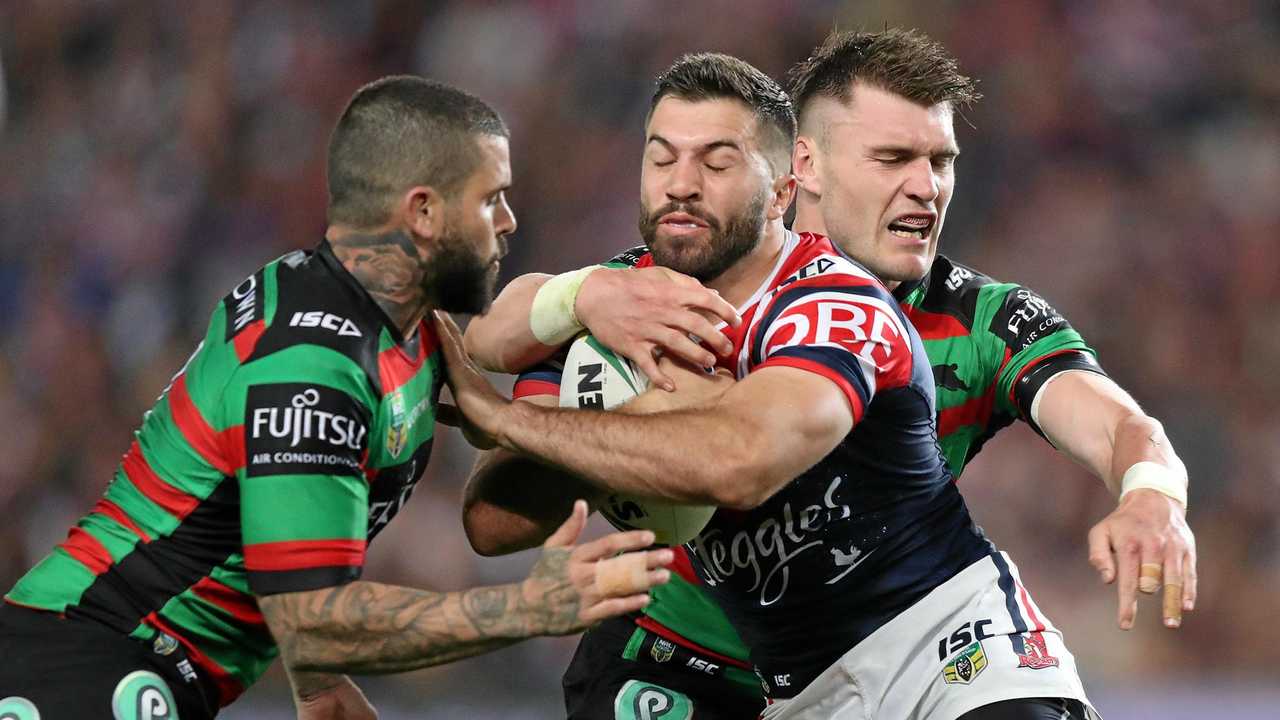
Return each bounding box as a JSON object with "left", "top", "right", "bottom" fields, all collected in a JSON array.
[
  {"left": 514, "top": 244, "right": 1105, "bottom": 695},
  {"left": 6, "top": 242, "right": 443, "bottom": 707}
]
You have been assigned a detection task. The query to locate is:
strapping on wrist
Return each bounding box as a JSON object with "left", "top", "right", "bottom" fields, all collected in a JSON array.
[
  {"left": 1119, "top": 461, "right": 1188, "bottom": 508},
  {"left": 530, "top": 266, "right": 602, "bottom": 345}
]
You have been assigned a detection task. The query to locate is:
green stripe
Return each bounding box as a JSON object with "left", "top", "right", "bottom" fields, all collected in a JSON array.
[
  {"left": 139, "top": 398, "right": 227, "bottom": 498},
  {"left": 644, "top": 574, "right": 749, "bottom": 660},
  {"left": 224, "top": 345, "right": 379, "bottom": 420},
  {"left": 5, "top": 549, "right": 98, "bottom": 611},
  {"left": 585, "top": 335, "right": 640, "bottom": 394},
  {"left": 239, "top": 473, "right": 368, "bottom": 544},
  {"left": 78, "top": 514, "right": 144, "bottom": 562},
  {"left": 621, "top": 626, "right": 646, "bottom": 661},
  {"left": 104, "top": 468, "right": 183, "bottom": 536},
  {"left": 158, "top": 588, "right": 276, "bottom": 686}
]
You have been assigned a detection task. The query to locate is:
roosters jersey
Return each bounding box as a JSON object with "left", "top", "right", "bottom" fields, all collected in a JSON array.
[{"left": 671, "top": 231, "right": 992, "bottom": 698}]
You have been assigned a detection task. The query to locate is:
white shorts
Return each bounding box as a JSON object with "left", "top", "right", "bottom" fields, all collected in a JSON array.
[{"left": 761, "top": 552, "right": 1096, "bottom": 720}]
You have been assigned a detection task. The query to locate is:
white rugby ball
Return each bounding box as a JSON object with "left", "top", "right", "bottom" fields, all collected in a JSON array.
[{"left": 559, "top": 334, "right": 716, "bottom": 546}]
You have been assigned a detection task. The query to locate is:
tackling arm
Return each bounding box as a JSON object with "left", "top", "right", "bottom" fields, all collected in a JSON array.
[{"left": 1034, "top": 370, "right": 1196, "bottom": 629}]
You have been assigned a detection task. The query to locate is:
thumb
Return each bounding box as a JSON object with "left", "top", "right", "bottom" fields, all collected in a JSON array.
[
  {"left": 544, "top": 500, "right": 588, "bottom": 548},
  {"left": 1087, "top": 521, "right": 1116, "bottom": 584}
]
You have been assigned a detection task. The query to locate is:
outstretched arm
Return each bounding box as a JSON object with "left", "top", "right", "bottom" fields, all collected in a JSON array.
[
  {"left": 260, "top": 503, "right": 672, "bottom": 675},
  {"left": 1034, "top": 370, "right": 1196, "bottom": 629}
]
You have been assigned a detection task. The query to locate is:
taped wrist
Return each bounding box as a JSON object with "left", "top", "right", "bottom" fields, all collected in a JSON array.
[
  {"left": 530, "top": 266, "right": 602, "bottom": 345},
  {"left": 1119, "top": 461, "right": 1188, "bottom": 508}
]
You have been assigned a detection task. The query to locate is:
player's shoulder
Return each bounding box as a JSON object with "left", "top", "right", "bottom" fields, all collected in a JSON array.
[
  {"left": 220, "top": 246, "right": 387, "bottom": 394},
  {"left": 908, "top": 254, "right": 1003, "bottom": 326},
  {"left": 773, "top": 232, "right": 890, "bottom": 296}
]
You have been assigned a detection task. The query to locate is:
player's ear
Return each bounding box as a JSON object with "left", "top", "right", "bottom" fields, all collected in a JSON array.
[
  {"left": 403, "top": 185, "right": 445, "bottom": 240},
  {"left": 766, "top": 172, "right": 797, "bottom": 221},
  {"left": 792, "top": 135, "right": 822, "bottom": 197}
]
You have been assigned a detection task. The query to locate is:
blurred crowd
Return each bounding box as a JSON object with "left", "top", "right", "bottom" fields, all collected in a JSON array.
[{"left": 1, "top": 1, "right": 1277, "bottom": 717}]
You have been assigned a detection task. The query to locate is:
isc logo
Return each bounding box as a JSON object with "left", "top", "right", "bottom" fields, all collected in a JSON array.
[{"left": 290, "top": 311, "right": 362, "bottom": 337}]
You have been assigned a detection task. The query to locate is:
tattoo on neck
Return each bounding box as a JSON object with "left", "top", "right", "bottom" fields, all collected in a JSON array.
[{"left": 330, "top": 229, "right": 429, "bottom": 336}]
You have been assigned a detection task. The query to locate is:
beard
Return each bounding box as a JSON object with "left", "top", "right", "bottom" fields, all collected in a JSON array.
[
  {"left": 422, "top": 221, "right": 501, "bottom": 316},
  {"left": 638, "top": 188, "right": 768, "bottom": 283}
]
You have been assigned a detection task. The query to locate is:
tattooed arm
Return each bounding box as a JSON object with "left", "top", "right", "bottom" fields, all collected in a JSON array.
[{"left": 259, "top": 502, "right": 673, "bottom": 674}]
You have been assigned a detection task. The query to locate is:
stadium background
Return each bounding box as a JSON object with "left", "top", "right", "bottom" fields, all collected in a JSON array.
[{"left": 1, "top": 1, "right": 1277, "bottom": 717}]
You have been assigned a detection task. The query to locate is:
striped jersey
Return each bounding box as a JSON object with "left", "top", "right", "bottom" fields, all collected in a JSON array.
[
  {"left": 6, "top": 241, "right": 443, "bottom": 706},
  {"left": 514, "top": 242, "right": 1105, "bottom": 696}
]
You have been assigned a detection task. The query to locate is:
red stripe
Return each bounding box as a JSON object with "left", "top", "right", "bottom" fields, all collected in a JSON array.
[
  {"left": 59, "top": 527, "right": 113, "bottom": 575},
  {"left": 670, "top": 547, "right": 701, "bottom": 585},
  {"left": 1016, "top": 582, "right": 1047, "bottom": 632},
  {"left": 1006, "top": 349, "right": 1077, "bottom": 412},
  {"left": 379, "top": 320, "right": 435, "bottom": 394},
  {"left": 756, "top": 356, "right": 865, "bottom": 423},
  {"left": 233, "top": 319, "right": 266, "bottom": 362},
  {"left": 512, "top": 379, "right": 560, "bottom": 400},
  {"left": 91, "top": 498, "right": 151, "bottom": 542},
  {"left": 143, "top": 613, "right": 244, "bottom": 707},
  {"left": 189, "top": 576, "right": 265, "bottom": 627},
  {"left": 169, "top": 375, "right": 234, "bottom": 476},
  {"left": 936, "top": 380, "right": 997, "bottom": 438},
  {"left": 634, "top": 616, "right": 753, "bottom": 670},
  {"left": 122, "top": 441, "right": 201, "bottom": 519},
  {"left": 220, "top": 424, "right": 245, "bottom": 474},
  {"left": 243, "top": 539, "right": 366, "bottom": 572},
  {"left": 903, "top": 306, "right": 969, "bottom": 341}
]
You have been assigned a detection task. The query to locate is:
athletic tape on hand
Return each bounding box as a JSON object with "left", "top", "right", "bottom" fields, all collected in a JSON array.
[
  {"left": 530, "top": 266, "right": 602, "bottom": 345},
  {"left": 1119, "top": 461, "right": 1188, "bottom": 508}
]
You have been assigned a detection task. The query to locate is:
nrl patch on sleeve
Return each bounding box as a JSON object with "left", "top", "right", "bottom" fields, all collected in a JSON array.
[{"left": 245, "top": 383, "right": 371, "bottom": 478}]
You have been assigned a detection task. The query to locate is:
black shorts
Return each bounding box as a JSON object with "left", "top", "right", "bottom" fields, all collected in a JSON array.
[
  {"left": 0, "top": 603, "right": 218, "bottom": 719},
  {"left": 562, "top": 614, "right": 765, "bottom": 720},
  {"left": 959, "top": 697, "right": 1099, "bottom": 720}
]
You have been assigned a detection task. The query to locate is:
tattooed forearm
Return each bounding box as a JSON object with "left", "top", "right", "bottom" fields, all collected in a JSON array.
[
  {"left": 259, "top": 578, "right": 579, "bottom": 675},
  {"left": 329, "top": 229, "right": 428, "bottom": 335}
]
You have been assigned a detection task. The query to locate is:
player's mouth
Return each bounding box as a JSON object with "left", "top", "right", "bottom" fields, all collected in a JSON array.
[
  {"left": 886, "top": 213, "right": 936, "bottom": 241},
  {"left": 659, "top": 211, "right": 712, "bottom": 234}
]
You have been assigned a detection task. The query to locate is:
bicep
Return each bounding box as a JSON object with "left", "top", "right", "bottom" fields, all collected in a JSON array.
[{"left": 718, "top": 366, "right": 854, "bottom": 488}]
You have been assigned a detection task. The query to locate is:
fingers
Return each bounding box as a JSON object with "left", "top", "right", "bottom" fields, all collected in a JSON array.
[
  {"left": 627, "top": 346, "right": 674, "bottom": 392},
  {"left": 595, "top": 553, "right": 671, "bottom": 595},
  {"left": 672, "top": 307, "right": 734, "bottom": 358},
  {"left": 543, "top": 500, "right": 589, "bottom": 548},
  {"left": 432, "top": 310, "right": 466, "bottom": 361},
  {"left": 1138, "top": 562, "right": 1162, "bottom": 595},
  {"left": 578, "top": 593, "right": 653, "bottom": 626},
  {"left": 656, "top": 327, "right": 718, "bottom": 370},
  {"left": 1115, "top": 541, "right": 1139, "bottom": 630},
  {"left": 1182, "top": 547, "right": 1197, "bottom": 612},
  {"left": 1161, "top": 550, "right": 1184, "bottom": 628},
  {"left": 574, "top": 529, "right": 662, "bottom": 563},
  {"left": 686, "top": 286, "right": 741, "bottom": 328},
  {"left": 1087, "top": 522, "right": 1116, "bottom": 584}
]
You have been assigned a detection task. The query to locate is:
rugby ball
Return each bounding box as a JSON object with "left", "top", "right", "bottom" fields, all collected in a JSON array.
[{"left": 559, "top": 334, "right": 716, "bottom": 546}]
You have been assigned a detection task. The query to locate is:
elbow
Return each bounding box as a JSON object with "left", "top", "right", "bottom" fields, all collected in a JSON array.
[
  {"left": 462, "top": 511, "right": 506, "bottom": 557},
  {"left": 705, "top": 442, "right": 781, "bottom": 511}
]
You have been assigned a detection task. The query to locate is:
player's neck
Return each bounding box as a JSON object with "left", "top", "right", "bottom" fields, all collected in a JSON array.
[
  {"left": 706, "top": 219, "right": 788, "bottom": 309},
  {"left": 791, "top": 195, "right": 825, "bottom": 237},
  {"left": 325, "top": 224, "right": 430, "bottom": 340}
]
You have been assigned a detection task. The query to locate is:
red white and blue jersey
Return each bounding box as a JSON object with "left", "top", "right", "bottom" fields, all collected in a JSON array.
[{"left": 517, "top": 232, "right": 994, "bottom": 699}]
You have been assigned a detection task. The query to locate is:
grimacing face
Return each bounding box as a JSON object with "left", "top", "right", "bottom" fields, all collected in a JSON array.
[
  {"left": 427, "top": 134, "right": 515, "bottom": 314},
  {"left": 802, "top": 82, "right": 958, "bottom": 285},
  {"left": 639, "top": 97, "right": 777, "bottom": 283}
]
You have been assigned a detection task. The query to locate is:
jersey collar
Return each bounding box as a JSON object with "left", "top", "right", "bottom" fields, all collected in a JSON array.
[{"left": 315, "top": 239, "right": 413, "bottom": 345}]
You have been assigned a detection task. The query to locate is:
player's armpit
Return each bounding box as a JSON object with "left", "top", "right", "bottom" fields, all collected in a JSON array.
[{"left": 464, "top": 272, "right": 555, "bottom": 373}]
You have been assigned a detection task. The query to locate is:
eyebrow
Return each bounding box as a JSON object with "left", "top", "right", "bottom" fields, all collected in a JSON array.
[
  {"left": 868, "top": 143, "right": 962, "bottom": 157},
  {"left": 647, "top": 135, "right": 745, "bottom": 155}
]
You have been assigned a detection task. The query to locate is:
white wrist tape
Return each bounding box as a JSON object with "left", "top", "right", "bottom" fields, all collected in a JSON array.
[
  {"left": 530, "top": 266, "right": 602, "bottom": 345},
  {"left": 1119, "top": 461, "right": 1188, "bottom": 507}
]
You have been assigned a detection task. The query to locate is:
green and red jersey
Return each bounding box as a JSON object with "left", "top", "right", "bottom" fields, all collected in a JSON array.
[
  {"left": 6, "top": 242, "right": 443, "bottom": 706},
  {"left": 513, "top": 249, "right": 1105, "bottom": 691}
]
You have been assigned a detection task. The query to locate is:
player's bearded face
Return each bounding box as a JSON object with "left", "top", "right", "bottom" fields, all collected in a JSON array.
[
  {"left": 638, "top": 187, "right": 768, "bottom": 283},
  {"left": 423, "top": 211, "right": 503, "bottom": 315}
]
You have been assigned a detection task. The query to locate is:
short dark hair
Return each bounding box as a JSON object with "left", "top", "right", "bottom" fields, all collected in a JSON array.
[
  {"left": 789, "top": 28, "right": 980, "bottom": 124},
  {"left": 327, "top": 75, "right": 509, "bottom": 227},
  {"left": 649, "top": 53, "right": 796, "bottom": 173}
]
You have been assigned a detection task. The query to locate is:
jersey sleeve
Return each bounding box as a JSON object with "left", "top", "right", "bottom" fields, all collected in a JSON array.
[
  {"left": 602, "top": 245, "right": 649, "bottom": 269},
  {"left": 225, "top": 346, "right": 377, "bottom": 596},
  {"left": 983, "top": 283, "right": 1107, "bottom": 433},
  {"left": 752, "top": 281, "right": 916, "bottom": 424},
  {"left": 512, "top": 359, "right": 564, "bottom": 400}
]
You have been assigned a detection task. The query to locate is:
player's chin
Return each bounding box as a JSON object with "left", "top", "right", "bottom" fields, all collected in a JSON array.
[{"left": 880, "top": 249, "right": 932, "bottom": 284}]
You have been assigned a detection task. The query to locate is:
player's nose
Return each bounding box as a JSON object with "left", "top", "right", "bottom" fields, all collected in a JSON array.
[
  {"left": 902, "top": 157, "right": 940, "bottom": 204},
  {"left": 665, "top": 157, "right": 703, "bottom": 202}
]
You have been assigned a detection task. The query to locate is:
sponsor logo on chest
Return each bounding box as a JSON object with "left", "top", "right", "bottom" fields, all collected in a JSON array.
[{"left": 251, "top": 387, "right": 366, "bottom": 449}]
